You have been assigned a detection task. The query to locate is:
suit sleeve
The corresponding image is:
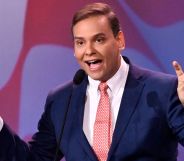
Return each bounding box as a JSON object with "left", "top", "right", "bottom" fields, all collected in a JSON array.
[
  {"left": 0, "top": 93, "right": 63, "bottom": 161},
  {"left": 0, "top": 123, "right": 31, "bottom": 161}
]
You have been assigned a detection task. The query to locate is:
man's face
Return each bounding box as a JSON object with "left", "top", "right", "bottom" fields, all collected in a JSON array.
[{"left": 73, "top": 15, "right": 125, "bottom": 81}]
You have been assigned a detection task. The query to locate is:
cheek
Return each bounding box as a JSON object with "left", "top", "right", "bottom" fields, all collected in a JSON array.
[
  {"left": 74, "top": 52, "right": 85, "bottom": 68},
  {"left": 105, "top": 50, "right": 120, "bottom": 66},
  {"left": 74, "top": 49, "right": 83, "bottom": 61},
  {"left": 75, "top": 58, "right": 84, "bottom": 69}
]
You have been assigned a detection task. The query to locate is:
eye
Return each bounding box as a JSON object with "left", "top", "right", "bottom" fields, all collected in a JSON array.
[
  {"left": 96, "top": 37, "right": 105, "bottom": 43},
  {"left": 74, "top": 39, "right": 85, "bottom": 47}
]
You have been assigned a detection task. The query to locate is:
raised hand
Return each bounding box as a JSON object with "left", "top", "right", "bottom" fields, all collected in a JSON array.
[{"left": 172, "top": 61, "right": 184, "bottom": 105}]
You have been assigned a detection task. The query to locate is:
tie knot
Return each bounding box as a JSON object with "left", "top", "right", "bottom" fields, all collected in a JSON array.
[{"left": 98, "top": 82, "right": 108, "bottom": 92}]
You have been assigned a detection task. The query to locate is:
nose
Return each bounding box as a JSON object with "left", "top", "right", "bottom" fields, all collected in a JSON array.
[{"left": 85, "top": 42, "right": 95, "bottom": 55}]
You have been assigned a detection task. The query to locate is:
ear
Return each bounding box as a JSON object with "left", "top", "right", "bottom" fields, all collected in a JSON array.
[{"left": 116, "top": 31, "right": 125, "bottom": 50}]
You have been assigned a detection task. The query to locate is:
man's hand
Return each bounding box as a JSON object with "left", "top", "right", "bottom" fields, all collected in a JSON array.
[
  {"left": 0, "top": 116, "right": 3, "bottom": 131},
  {"left": 172, "top": 61, "right": 184, "bottom": 105}
]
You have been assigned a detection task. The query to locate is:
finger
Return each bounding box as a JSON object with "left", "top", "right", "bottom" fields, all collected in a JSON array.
[{"left": 172, "top": 60, "right": 184, "bottom": 77}]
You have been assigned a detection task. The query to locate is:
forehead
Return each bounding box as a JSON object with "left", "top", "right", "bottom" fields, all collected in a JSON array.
[{"left": 73, "top": 15, "right": 113, "bottom": 38}]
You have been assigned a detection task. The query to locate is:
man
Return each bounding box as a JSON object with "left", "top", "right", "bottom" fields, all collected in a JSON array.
[{"left": 0, "top": 2, "right": 184, "bottom": 161}]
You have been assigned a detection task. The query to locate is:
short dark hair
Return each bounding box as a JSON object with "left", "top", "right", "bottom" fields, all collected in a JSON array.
[{"left": 71, "top": 2, "right": 121, "bottom": 37}]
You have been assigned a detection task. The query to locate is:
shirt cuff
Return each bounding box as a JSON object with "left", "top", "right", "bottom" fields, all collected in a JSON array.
[{"left": 0, "top": 116, "right": 4, "bottom": 131}]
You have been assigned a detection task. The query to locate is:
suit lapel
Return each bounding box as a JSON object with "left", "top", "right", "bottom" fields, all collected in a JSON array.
[
  {"left": 71, "top": 76, "right": 98, "bottom": 161},
  {"left": 108, "top": 64, "right": 145, "bottom": 160}
]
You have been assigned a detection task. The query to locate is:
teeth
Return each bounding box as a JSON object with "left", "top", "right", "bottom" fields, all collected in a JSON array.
[
  {"left": 89, "top": 60, "right": 96, "bottom": 64},
  {"left": 85, "top": 60, "right": 102, "bottom": 66}
]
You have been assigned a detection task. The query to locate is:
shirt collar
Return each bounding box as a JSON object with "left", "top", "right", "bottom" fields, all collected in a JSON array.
[{"left": 88, "top": 56, "right": 129, "bottom": 94}]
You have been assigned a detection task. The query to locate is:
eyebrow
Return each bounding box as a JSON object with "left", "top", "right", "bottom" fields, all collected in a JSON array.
[
  {"left": 93, "top": 33, "right": 106, "bottom": 38},
  {"left": 74, "top": 33, "right": 106, "bottom": 40}
]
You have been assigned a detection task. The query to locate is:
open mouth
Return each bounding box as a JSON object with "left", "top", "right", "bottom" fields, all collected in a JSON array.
[{"left": 85, "top": 59, "right": 102, "bottom": 66}]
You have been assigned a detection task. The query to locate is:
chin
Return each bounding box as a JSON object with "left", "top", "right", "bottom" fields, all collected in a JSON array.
[
  {"left": 87, "top": 70, "right": 106, "bottom": 81},
  {"left": 88, "top": 74, "right": 101, "bottom": 81}
]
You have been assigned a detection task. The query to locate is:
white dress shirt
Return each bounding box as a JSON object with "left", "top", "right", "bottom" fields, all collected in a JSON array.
[{"left": 83, "top": 56, "right": 129, "bottom": 146}]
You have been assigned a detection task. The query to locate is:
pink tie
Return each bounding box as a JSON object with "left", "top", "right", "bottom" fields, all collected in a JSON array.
[{"left": 93, "top": 82, "right": 112, "bottom": 161}]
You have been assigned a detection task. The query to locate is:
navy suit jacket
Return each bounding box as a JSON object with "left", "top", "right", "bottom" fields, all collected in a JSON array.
[{"left": 1, "top": 57, "right": 184, "bottom": 161}]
